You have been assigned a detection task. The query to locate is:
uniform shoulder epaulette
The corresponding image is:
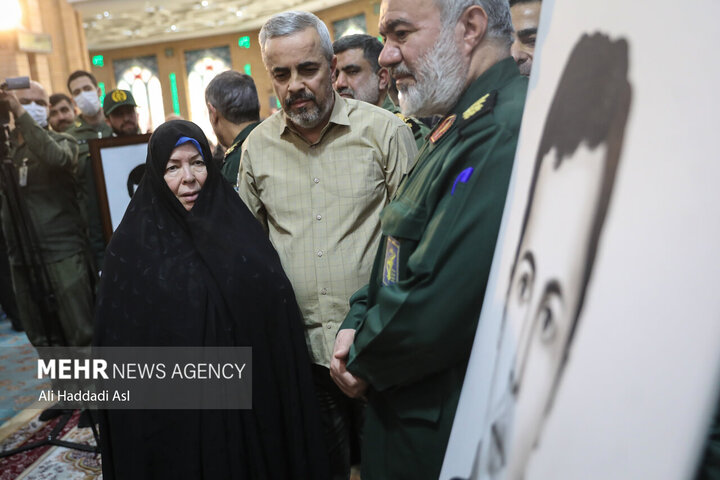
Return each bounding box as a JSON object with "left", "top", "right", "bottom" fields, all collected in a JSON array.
[
  {"left": 394, "top": 112, "right": 422, "bottom": 135},
  {"left": 460, "top": 91, "right": 498, "bottom": 124}
]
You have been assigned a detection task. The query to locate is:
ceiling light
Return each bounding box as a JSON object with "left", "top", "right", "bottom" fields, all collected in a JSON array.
[
  {"left": 201, "top": 1, "right": 208, "bottom": 6},
  {"left": 103, "top": 11, "right": 110, "bottom": 17},
  {"left": 235, "top": 10, "right": 243, "bottom": 17},
  {"left": 0, "top": 0, "right": 21, "bottom": 31},
  {"left": 170, "top": 24, "right": 177, "bottom": 31}
]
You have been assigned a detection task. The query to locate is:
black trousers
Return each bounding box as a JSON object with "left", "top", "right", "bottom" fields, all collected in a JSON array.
[{"left": 312, "top": 364, "right": 365, "bottom": 480}]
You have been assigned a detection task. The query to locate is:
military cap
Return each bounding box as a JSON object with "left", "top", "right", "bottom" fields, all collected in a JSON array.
[{"left": 104, "top": 89, "right": 138, "bottom": 116}]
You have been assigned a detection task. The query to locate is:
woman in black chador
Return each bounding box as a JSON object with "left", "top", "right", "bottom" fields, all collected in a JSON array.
[{"left": 94, "top": 120, "right": 329, "bottom": 480}]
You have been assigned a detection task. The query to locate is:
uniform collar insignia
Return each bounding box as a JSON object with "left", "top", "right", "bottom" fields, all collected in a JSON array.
[
  {"left": 461, "top": 91, "right": 498, "bottom": 122},
  {"left": 430, "top": 114, "right": 456, "bottom": 144}
]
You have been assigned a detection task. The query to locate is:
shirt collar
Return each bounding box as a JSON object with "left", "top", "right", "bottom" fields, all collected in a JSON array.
[{"left": 279, "top": 91, "right": 350, "bottom": 144}]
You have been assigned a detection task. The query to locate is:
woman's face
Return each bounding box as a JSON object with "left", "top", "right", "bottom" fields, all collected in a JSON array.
[{"left": 164, "top": 142, "right": 207, "bottom": 211}]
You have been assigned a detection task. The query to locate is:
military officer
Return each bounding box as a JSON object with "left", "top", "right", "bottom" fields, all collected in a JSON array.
[
  {"left": 65, "top": 71, "right": 112, "bottom": 271},
  {"left": 333, "top": 33, "right": 429, "bottom": 149},
  {"left": 329, "top": 0, "right": 528, "bottom": 478},
  {"left": 205, "top": 71, "right": 261, "bottom": 187},
  {"left": 0, "top": 81, "right": 94, "bottom": 350}
]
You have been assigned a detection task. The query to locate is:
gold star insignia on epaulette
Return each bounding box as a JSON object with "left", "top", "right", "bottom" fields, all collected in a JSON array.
[
  {"left": 74, "top": 121, "right": 81, "bottom": 127},
  {"left": 395, "top": 113, "right": 420, "bottom": 133},
  {"left": 463, "top": 93, "right": 490, "bottom": 120},
  {"left": 224, "top": 142, "right": 240, "bottom": 158}
]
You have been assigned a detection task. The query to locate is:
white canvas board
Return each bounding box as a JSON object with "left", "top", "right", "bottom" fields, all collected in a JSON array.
[
  {"left": 99, "top": 142, "right": 147, "bottom": 231},
  {"left": 442, "top": 1, "right": 720, "bottom": 479}
]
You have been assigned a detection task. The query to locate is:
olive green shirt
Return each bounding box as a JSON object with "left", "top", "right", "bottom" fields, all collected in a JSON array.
[
  {"left": 65, "top": 116, "right": 112, "bottom": 270},
  {"left": 2, "top": 112, "right": 84, "bottom": 265},
  {"left": 381, "top": 95, "right": 430, "bottom": 150},
  {"left": 238, "top": 92, "right": 418, "bottom": 367},
  {"left": 341, "top": 57, "right": 528, "bottom": 479},
  {"left": 220, "top": 120, "right": 260, "bottom": 188}
]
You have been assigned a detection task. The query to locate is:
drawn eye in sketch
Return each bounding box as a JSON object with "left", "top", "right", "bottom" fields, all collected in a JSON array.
[{"left": 537, "top": 288, "right": 563, "bottom": 344}]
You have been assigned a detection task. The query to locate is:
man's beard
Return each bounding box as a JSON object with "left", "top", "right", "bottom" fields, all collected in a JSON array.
[
  {"left": 394, "top": 26, "right": 469, "bottom": 117},
  {"left": 337, "top": 76, "right": 381, "bottom": 106},
  {"left": 284, "top": 83, "right": 334, "bottom": 129}
]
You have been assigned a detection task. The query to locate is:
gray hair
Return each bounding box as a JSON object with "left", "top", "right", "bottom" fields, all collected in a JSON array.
[
  {"left": 205, "top": 71, "right": 260, "bottom": 124},
  {"left": 434, "top": 0, "right": 514, "bottom": 46},
  {"left": 259, "top": 11, "right": 333, "bottom": 63}
]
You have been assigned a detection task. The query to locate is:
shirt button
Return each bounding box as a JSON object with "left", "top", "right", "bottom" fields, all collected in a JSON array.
[
  {"left": 317, "top": 250, "right": 323, "bottom": 257},
  {"left": 313, "top": 177, "right": 320, "bottom": 184},
  {"left": 326, "top": 324, "right": 332, "bottom": 329},
  {"left": 320, "top": 288, "right": 328, "bottom": 295},
  {"left": 316, "top": 214, "right": 322, "bottom": 221}
]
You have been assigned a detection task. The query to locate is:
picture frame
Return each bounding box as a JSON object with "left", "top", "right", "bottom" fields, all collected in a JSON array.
[{"left": 89, "top": 134, "right": 151, "bottom": 243}]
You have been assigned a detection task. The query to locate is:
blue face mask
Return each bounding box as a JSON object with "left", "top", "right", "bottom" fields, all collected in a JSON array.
[{"left": 24, "top": 101, "right": 48, "bottom": 128}]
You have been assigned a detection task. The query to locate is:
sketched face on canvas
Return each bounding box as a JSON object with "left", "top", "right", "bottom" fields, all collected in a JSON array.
[
  {"left": 485, "top": 32, "right": 632, "bottom": 479},
  {"left": 503, "top": 142, "right": 607, "bottom": 476}
]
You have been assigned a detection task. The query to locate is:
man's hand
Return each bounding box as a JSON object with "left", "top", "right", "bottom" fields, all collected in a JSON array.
[
  {"left": 0, "top": 89, "right": 24, "bottom": 118},
  {"left": 330, "top": 328, "right": 368, "bottom": 398}
]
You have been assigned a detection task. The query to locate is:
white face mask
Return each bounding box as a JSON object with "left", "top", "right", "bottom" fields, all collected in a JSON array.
[
  {"left": 24, "top": 101, "right": 48, "bottom": 128},
  {"left": 74, "top": 90, "right": 101, "bottom": 117}
]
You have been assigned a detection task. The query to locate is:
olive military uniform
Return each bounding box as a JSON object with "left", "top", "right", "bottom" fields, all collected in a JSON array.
[
  {"left": 382, "top": 95, "right": 430, "bottom": 150},
  {"left": 220, "top": 120, "right": 260, "bottom": 187},
  {"left": 65, "top": 116, "right": 112, "bottom": 271},
  {"left": 340, "top": 58, "right": 528, "bottom": 479},
  {"left": 2, "top": 112, "right": 95, "bottom": 347}
]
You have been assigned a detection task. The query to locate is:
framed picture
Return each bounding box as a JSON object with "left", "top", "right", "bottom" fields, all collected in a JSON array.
[{"left": 89, "top": 134, "right": 151, "bottom": 243}]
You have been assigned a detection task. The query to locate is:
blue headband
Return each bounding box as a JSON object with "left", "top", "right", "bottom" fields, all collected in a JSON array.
[{"left": 174, "top": 136, "right": 204, "bottom": 161}]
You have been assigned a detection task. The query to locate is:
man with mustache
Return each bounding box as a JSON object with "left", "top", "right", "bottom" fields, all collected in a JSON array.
[
  {"left": 238, "top": 10, "right": 418, "bottom": 479},
  {"left": 329, "top": 0, "right": 528, "bottom": 478},
  {"left": 48, "top": 93, "right": 76, "bottom": 133},
  {"left": 103, "top": 89, "right": 140, "bottom": 137},
  {"left": 333, "top": 33, "right": 430, "bottom": 149}
]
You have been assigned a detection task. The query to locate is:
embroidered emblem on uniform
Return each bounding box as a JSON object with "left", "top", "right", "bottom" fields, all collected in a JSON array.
[
  {"left": 382, "top": 236, "right": 400, "bottom": 286},
  {"left": 111, "top": 90, "right": 127, "bottom": 102},
  {"left": 462, "top": 93, "right": 490, "bottom": 120},
  {"left": 430, "top": 114, "right": 456, "bottom": 144},
  {"left": 451, "top": 167, "right": 474, "bottom": 196}
]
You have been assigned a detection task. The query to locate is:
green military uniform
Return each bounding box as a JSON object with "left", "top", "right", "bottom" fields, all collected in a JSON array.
[
  {"left": 340, "top": 58, "right": 528, "bottom": 479},
  {"left": 220, "top": 120, "right": 261, "bottom": 187},
  {"left": 382, "top": 95, "right": 430, "bottom": 150},
  {"left": 65, "top": 116, "right": 112, "bottom": 271},
  {"left": 697, "top": 400, "right": 720, "bottom": 480},
  {"left": 2, "top": 112, "right": 95, "bottom": 347}
]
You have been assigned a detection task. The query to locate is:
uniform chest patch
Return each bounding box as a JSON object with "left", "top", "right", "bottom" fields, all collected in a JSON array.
[
  {"left": 430, "top": 114, "right": 456, "bottom": 144},
  {"left": 382, "top": 236, "right": 400, "bottom": 286}
]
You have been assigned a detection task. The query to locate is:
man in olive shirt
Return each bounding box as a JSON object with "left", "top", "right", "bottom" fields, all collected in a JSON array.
[
  {"left": 0, "top": 81, "right": 94, "bottom": 349},
  {"left": 65, "top": 71, "right": 112, "bottom": 271},
  {"left": 238, "top": 11, "right": 417, "bottom": 479},
  {"left": 333, "top": 33, "right": 429, "bottom": 149},
  {"left": 329, "top": 0, "right": 527, "bottom": 478},
  {"left": 205, "top": 71, "right": 261, "bottom": 187}
]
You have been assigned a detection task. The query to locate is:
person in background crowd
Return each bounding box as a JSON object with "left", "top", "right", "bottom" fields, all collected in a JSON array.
[
  {"left": 103, "top": 89, "right": 140, "bottom": 137},
  {"left": 65, "top": 70, "right": 113, "bottom": 271},
  {"left": 333, "top": 33, "right": 429, "bottom": 149},
  {"left": 205, "top": 71, "right": 261, "bottom": 187},
  {"left": 48, "top": 93, "right": 76, "bottom": 132},
  {"left": 239, "top": 10, "right": 418, "bottom": 479},
  {"left": 329, "top": 0, "right": 528, "bottom": 478},
  {"left": 94, "top": 119, "right": 330, "bottom": 480},
  {"left": 509, "top": 0, "right": 542, "bottom": 76},
  {"left": 0, "top": 80, "right": 94, "bottom": 421}
]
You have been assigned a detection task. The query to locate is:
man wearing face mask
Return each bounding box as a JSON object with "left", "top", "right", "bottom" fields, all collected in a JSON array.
[
  {"left": 65, "top": 71, "right": 112, "bottom": 271},
  {"left": 0, "top": 81, "right": 94, "bottom": 353}
]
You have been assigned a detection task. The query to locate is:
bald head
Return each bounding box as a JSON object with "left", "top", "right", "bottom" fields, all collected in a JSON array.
[
  {"left": 16, "top": 81, "right": 49, "bottom": 106},
  {"left": 15, "top": 80, "right": 49, "bottom": 127}
]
